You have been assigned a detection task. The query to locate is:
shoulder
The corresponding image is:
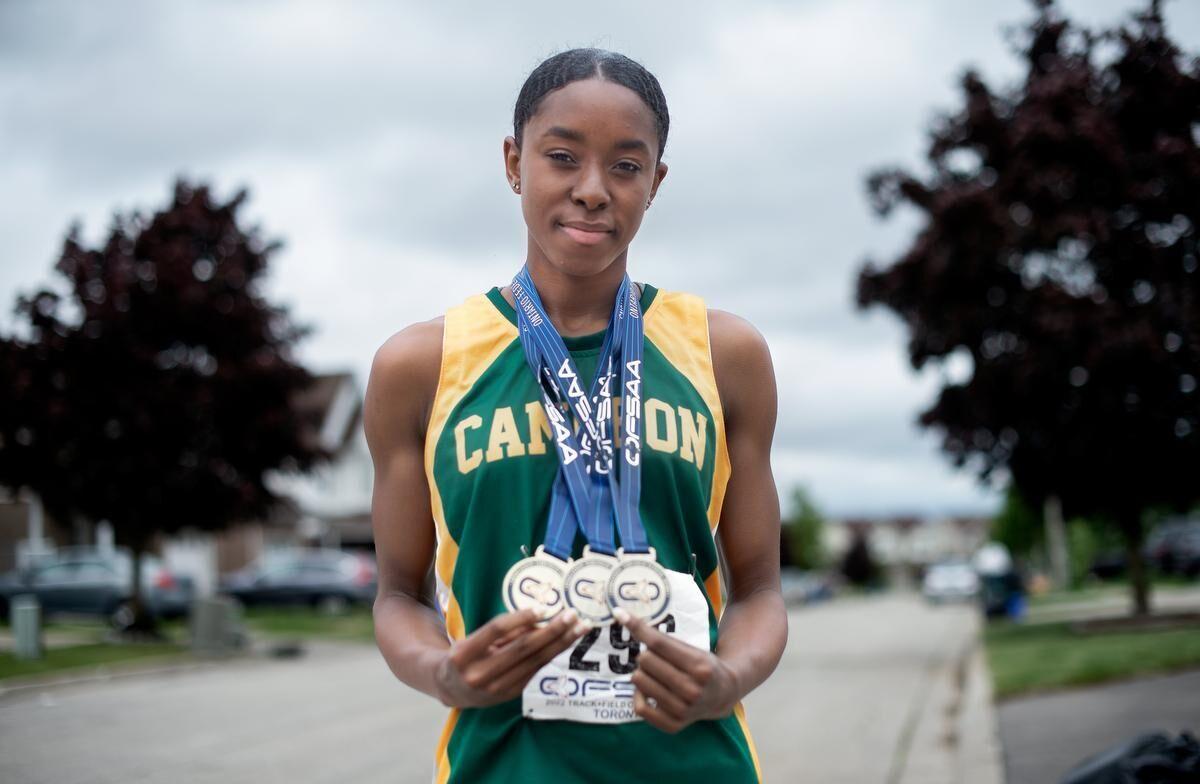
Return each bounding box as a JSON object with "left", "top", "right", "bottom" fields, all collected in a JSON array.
[
  {"left": 363, "top": 317, "right": 444, "bottom": 451},
  {"left": 706, "top": 308, "right": 770, "bottom": 363},
  {"left": 705, "top": 308, "right": 776, "bottom": 426}
]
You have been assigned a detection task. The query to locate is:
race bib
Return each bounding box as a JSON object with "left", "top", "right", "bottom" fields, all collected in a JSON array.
[{"left": 521, "top": 567, "right": 710, "bottom": 723}]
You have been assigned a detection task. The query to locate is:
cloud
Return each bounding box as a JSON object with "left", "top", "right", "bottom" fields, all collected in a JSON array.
[{"left": 4, "top": 0, "right": 1198, "bottom": 515}]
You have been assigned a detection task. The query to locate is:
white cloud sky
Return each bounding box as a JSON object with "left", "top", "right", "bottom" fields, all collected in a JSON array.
[{"left": 3, "top": 0, "right": 1197, "bottom": 517}]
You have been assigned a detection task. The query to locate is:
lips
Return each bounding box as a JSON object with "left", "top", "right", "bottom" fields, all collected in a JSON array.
[{"left": 558, "top": 221, "right": 611, "bottom": 246}]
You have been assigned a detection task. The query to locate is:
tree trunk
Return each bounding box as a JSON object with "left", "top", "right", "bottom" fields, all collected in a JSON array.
[
  {"left": 126, "top": 541, "right": 161, "bottom": 637},
  {"left": 1119, "top": 509, "right": 1151, "bottom": 617},
  {"left": 1044, "top": 495, "right": 1070, "bottom": 589}
]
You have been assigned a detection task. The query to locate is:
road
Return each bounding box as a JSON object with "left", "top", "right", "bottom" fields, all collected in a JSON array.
[
  {"left": 0, "top": 595, "right": 1000, "bottom": 783},
  {"left": 999, "top": 669, "right": 1200, "bottom": 784}
]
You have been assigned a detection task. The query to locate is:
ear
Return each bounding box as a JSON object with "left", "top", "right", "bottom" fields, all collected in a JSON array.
[
  {"left": 649, "top": 161, "right": 668, "bottom": 202},
  {"left": 503, "top": 136, "right": 522, "bottom": 191}
]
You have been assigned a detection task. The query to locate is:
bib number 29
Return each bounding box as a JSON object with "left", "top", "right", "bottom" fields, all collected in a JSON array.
[{"left": 568, "top": 614, "right": 676, "bottom": 675}]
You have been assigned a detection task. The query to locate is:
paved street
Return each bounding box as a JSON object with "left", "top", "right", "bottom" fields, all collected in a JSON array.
[
  {"left": 0, "top": 595, "right": 1000, "bottom": 783},
  {"left": 999, "top": 669, "right": 1200, "bottom": 784}
]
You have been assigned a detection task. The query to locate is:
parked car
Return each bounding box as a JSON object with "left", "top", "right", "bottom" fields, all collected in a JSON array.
[
  {"left": 922, "top": 560, "right": 980, "bottom": 604},
  {"left": 1145, "top": 519, "right": 1200, "bottom": 575},
  {"left": 1092, "top": 519, "right": 1200, "bottom": 580},
  {"left": 0, "top": 546, "right": 195, "bottom": 629},
  {"left": 779, "top": 568, "right": 835, "bottom": 606},
  {"left": 1164, "top": 530, "right": 1200, "bottom": 578},
  {"left": 218, "top": 548, "right": 377, "bottom": 614}
]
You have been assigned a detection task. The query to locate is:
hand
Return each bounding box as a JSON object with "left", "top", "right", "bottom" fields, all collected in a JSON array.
[
  {"left": 434, "top": 608, "right": 587, "bottom": 709},
  {"left": 613, "top": 607, "right": 742, "bottom": 734}
]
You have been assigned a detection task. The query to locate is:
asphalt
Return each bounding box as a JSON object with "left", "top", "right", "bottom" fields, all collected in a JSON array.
[
  {"left": 0, "top": 595, "right": 1001, "bottom": 783},
  {"left": 998, "top": 669, "right": 1200, "bottom": 784}
]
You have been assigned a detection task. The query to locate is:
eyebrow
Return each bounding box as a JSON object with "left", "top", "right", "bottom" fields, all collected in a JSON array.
[{"left": 543, "top": 125, "right": 651, "bottom": 154}]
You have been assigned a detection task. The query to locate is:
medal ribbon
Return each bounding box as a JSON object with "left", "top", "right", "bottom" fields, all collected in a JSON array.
[{"left": 511, "top": 266, "right": 650, "bottom": 559}]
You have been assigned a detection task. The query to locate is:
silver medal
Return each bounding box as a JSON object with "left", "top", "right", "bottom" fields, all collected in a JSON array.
[
  {"left": 605, "top": 547, "right": 671, "bottom": 624},
  {"left": 502, "top": 545, "right": 568, "bottom": 621},
  {"left": 563, "top": 546, "right": 618, "bottom": 627}
]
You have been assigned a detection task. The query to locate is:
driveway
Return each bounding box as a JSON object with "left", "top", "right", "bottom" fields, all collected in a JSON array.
[{"left": 998, "top": 669, "right": 1200, "bottom": 784}]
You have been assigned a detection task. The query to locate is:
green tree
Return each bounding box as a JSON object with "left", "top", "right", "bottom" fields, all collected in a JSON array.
[
  {"left": 992, "top": 483, "right": 1044, "bottom": 560},
  {"left": 782, "top": 485, "right": 826, "bottom": 570}
]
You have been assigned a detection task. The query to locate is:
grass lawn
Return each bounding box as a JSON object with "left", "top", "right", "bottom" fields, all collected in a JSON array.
[
  {"left": 0, "top": 603, "right": 375, "bottom": 683},
  {"left": 985, "top": 620, "right": 1200, "bottom": 699},
  {"left": 0, "top": 641, "right": 191, "bottom": 682},
  {"left": 231, "top": 605, "right": 375, "bottom": 642},
  {"left": 1028, "top": 576, "right": 1199, "bottom": 607}
]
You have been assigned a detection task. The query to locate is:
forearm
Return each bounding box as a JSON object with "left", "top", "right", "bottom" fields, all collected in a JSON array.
[
  {"left": 714, "top": 586, "right": 788, "bottom": 702},
  {"left": 373, "top": 589, "right": 452, "bottom": 702}
]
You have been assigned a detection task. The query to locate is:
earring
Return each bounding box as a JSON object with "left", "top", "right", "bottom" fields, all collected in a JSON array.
[{"left": 513, "top": 182, "right": 521, "bottom": 193}]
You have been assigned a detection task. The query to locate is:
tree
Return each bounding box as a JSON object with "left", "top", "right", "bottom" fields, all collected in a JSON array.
[
  {"left": 781, "top": 485, "right": 826, "bottom": 570},
  {"left": 0, "top": 179, "right": 330, "bottom": 634},
  {"left": 992, "top": 483, "right": 1044, "bottom": 561},
  {"left": 855, "top": 0, "right": 1199, "bottom": 615},
  {"left": 840, "top": 527, "right": 880, "bottom": 589}
]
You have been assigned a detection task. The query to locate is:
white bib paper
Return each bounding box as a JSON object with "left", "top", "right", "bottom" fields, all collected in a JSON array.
[{"left": 521, "top": 567, "right": 710, "bottom": 724}]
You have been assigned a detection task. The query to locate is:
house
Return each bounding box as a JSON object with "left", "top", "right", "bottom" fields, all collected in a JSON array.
[
  {"left": 1, "top": 371, "right": 375, "bottom": 596},
  {"left": 823, "top": 514, "right": 992, "bottom": 587}
]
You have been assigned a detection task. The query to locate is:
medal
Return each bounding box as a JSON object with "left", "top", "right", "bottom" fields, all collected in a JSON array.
[
  {"left": 502, "top": 545, "right": 568, "bottom": 621},
  {"left": 606, "top": 548, "right": 671, "bottom": 623},
  {"left": 508, "top": 266, "right": 670, "bottom": 628},
  {"left": 564, "top": 546, "right": 618, "bottom": 626}
]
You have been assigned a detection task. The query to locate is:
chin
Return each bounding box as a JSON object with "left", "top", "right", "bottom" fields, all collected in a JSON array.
[{"left": 535, "top": 236, "right": 628, "bottom": 279}]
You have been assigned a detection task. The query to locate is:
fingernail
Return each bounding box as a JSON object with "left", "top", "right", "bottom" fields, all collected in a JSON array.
[
  {"left": 560, "top": 609, "right": 577, "bottom": 625},
  {"left": 612, "top": 608, "right": 631, "bottom": 624},
  {"left": 573, "top": 621, "right": 589, "bottom": 635}
]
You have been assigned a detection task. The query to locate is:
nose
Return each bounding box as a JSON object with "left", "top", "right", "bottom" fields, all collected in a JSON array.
[{"left": 571, "top": 161, "right": 610, "bottom": 211}]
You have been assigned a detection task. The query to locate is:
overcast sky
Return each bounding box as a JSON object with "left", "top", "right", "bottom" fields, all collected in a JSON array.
[{"left": 3, "top": 0, "right": 1197, "bottom": 518}]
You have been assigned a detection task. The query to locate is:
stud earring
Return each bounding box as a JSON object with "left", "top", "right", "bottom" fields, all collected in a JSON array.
[{"left": 513, "top": 182, "right": 521, "bottom": 193}]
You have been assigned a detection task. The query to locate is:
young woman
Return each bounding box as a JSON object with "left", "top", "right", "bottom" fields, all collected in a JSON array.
[{"left": 364, "top": 48, "right": 786, "bottom": 783}]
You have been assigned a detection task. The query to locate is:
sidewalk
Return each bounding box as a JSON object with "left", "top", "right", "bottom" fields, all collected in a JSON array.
[{"left": 1025, "top": 585, "right": 1200, "bottom": 625}]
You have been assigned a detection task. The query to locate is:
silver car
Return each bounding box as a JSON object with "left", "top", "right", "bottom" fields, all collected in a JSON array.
[{"left": 921, "top": 560, "right": 981, "bottom": 603}]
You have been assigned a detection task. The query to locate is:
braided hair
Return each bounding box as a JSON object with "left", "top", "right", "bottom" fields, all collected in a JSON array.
[{"left": 513, "top": 48, "right": 669, "bottom": 164}]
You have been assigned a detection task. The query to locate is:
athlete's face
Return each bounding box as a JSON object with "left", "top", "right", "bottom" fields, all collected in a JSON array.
[{"left": 504, "top": 78, "right": 668, "bottom": 278}]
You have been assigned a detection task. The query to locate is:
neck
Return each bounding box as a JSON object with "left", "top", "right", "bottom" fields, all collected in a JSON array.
[{"left": 514, "top": 253, "right": 631, "bottom": 337}]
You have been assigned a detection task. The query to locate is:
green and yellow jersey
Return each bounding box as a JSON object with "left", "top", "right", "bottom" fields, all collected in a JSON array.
[{"left": 423, "top": 283, "right": 762, "bottom": 783}]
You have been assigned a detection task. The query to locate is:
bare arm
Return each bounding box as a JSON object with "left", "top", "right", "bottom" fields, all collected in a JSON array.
[
  {"left": 707, "top": 308, "right": 787, "bottom": 696},
  {"left": 364, "top": 320, "right": 587, "bottom": 707},
  {"left": 364, "top": 318, "right": 453, "bottom": 700},
  {"left": 616, "top": 308, "right": 787, "bottom": 732}
]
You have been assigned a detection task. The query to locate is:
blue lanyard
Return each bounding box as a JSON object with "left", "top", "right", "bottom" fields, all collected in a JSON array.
[{"left": 511, "top": 266, "right": 649, "bottom": 559}]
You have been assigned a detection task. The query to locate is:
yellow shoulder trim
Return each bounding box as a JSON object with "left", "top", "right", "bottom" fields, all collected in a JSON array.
[
  {"left": 424, "top": 293, "right": 517, "bottom": 641},
  {"left": 643, "top": 290, "right": 732, "bottom": 541}
]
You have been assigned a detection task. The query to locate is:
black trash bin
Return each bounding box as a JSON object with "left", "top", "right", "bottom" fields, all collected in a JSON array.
[{"left": 1060, "top": 731, "right": 1200, "bottom": 784}]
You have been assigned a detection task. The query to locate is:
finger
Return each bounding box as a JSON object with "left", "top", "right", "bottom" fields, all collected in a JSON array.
[
  {"left": 489, "top": 616, "right": 588, "bottom": 697},
  {"left": 488, "top": 622, "right": 534, "bottom": 653},
  {"left": 630, "top": 668, "right": 689, "bottom": 720},
  {"left": 634, "top": 688, "right": 683, "bottom": 733},
  {"left": 475, "top": 609, "right": 582, "bottom": 682},
  {"left": 455, "top": 608, "right": 540, "bottom": 662},
  {"left": 637, "top": 649, "right": 703, "bottom": 706},
  {"left": 612, "top": 607, "right": 700, "bottom": 670}
]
